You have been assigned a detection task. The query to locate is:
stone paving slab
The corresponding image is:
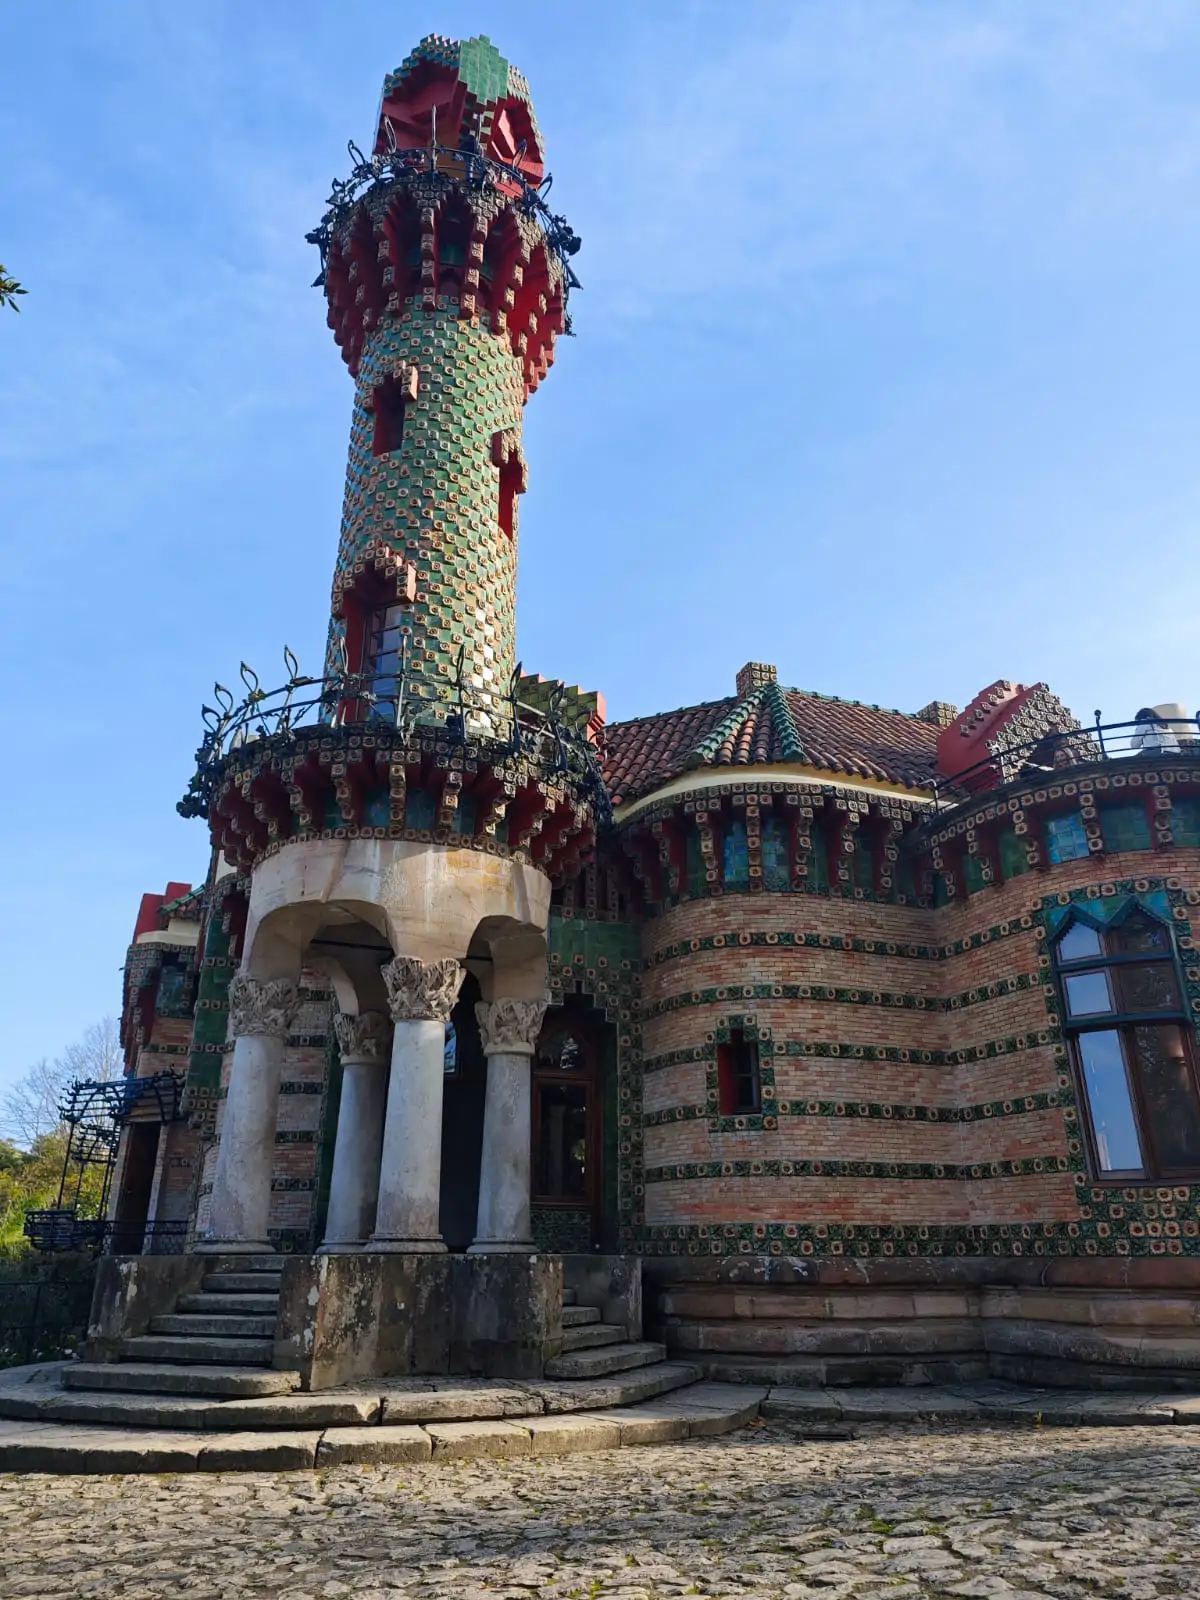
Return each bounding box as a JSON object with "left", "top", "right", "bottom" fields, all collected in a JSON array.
[
  {"left": 316, "top": 1424, "right": 431, "bottom": 1466},
  {"left": 6, "top": 1376, "right": 1200, "bottom": 1474},
  {"left": 6, "top": 1422, "right": 1200, "bottom": 1597},
  {"left": 761, "top": 1380, "right": 1200, "bottom": 1426},
  {"left": 425, "top": 1419, "right": 533, "bottom": 1461}
]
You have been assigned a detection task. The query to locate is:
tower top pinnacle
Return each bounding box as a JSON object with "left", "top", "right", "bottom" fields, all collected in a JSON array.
[{"left": 375, "top": 34, "right": 545, "bottom": 185}]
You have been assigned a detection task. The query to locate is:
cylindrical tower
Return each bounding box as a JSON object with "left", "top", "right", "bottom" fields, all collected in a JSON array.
[{"left": 309, "top": 34, "right": 578, "bottom": 719}]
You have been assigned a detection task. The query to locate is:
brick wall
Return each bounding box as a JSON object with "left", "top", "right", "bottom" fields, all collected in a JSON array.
[{"left": 634, "top": 848, "right": 1200, "bottom": 1257}]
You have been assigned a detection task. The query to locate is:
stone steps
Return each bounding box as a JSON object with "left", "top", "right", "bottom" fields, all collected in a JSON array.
[
  {"left": 202, "top": 1272, "right": 283, "bottom": 1295},
  {"left": 149, "top": 1314, "right": 278, "bottom": 1339},
  {"left": 0, "top": 1382, "right": 763, "bottom": 1473},
  {"left": 177, "top": 1293, "right": 280, "bottom": 1316},
  {"left": 561, "top": 1304, "right": 601, "bottom": 1328},
  {"left": 118, "top": 1335, "right": 275, "bottom": 1366},
  {"left": 63, "top": 1363, "right": 302, "bottom": 1399},
  {"left": 18, "top": 1362, "right": 703, "bottom": 1429},
  {"left": 545, "top": 1340, "right": 669, "bottom": 1381},
  {"left": 559, "top": 1322, "right": 626, "bottom": 1353}
]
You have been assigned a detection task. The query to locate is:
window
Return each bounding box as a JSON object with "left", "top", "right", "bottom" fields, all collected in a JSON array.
[
  {"left": 762, "top": 816, "right": 790, "bottom": 891},
  {"left": 851, "top": 825, "right": 874, "bottom": 892},
  {"left": 1054, "top": 908, "right": 1200, "bottom": 1178},
  {"left": 686, "top": 827, "right": 707, "bottom": 897},
  {"left": 1173, "top": 798, "right": 1200, "bottom": 848},
  {"left": 444, "top": 1022, "right": 457, "bottom": 1075},
  {"left": 963, "top": 852, "right": 988, "bottom": 895},
  {"left": 533, "top": 1023, "right": 595, "bottom": 1206},
  {"left": 1100, "top": 804, "right": 1152, "bottom": 854},
  {"left": 1045, "top": 812, "right": 1090, "bottom": 864},
  {"left": 723, "top": 819, "right": 749, "bottom": 890},
  {"left": 371, "top": 379, "right": 407, "bottom": 456},
  {"left": 404, "top": 789, "right": 436, "bottom": 831},
  {"left": 717, "top": 1029, "right": 761, "bottom": 1115},
  {"left": 805, "top": 822, "right": 829, "bottom": 892},
  {"left": 498, "top": 452, "right": 522, "bottom": 541},
  {"left": 998, "top": 827, "right": 1029, "bottom": 881},
  {"left": 364, "top": 603, "right": 406, "bottom": 709}
]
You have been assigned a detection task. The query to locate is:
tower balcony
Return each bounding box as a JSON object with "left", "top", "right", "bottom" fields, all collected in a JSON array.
[
  {"left": 932, "top": 715, "right": 1200, "bottom": 813},
  {"left": 923, "top": 714, "right": 1200, "bottom": 893},
  {"left": 178, "top": 655, "right": 610, "bottom": 880}
]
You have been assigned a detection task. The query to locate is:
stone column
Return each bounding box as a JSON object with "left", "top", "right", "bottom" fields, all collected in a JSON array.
[
  {"left": 321, "top": 1011, "right": 392, "bottom": 1252},
  {"left": 469, "top": 994, "right": 549, "bottom": 1254},
  {"left": 367, "top": 956, "right": 464, "bottom": 1253},
  {"left": 197, "top": 974, "right": 300, "bottom": 1254}
]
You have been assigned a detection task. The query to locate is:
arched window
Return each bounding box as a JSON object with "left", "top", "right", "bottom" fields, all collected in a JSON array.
[{"left": 1053, "top": 906, "right": 1200, "bottom": 1178}]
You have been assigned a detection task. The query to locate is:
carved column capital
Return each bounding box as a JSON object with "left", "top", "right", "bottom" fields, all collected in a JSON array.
[
  {"left": 382, "top": 956, "right": 464, "bottom": 1023},
  {"left": 333, "top": 1009, "right": 391, "bottom": 1063},
  {"left": 227, "top": 975, "right": 300, "bottom": 1041},
  {"left": 475, "top": 994, "right": 550, "bottom": 1058}
]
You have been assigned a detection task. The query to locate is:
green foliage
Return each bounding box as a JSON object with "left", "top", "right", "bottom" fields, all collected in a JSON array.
[
  {"left": 0, "top": 265, "right": 25, "bottom": 312},
  {"left": 0, "top": 1132, "right": 107, "bottom": 1250}
]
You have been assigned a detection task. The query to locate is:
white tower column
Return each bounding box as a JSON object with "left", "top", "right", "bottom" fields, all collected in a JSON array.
[
  {"left": 469, "top": 994, "right": 549, "bottom": 1254},
  {"left": 197, "top": 975, "right": 300, "bottom": 1254},
  {"left": 321, "top": 1011, "right": 391, "bottom": 1251},
  {"left": 367, "top": 956, "right": 464, "bottom": 1253}
]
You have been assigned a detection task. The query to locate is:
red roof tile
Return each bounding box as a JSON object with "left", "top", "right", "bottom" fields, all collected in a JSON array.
[{"left": 601, "top": 686, "right": 941, "bottom": 806}]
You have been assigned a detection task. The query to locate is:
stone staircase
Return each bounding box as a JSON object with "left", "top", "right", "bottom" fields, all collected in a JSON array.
[
  {"left": 0, "top": 1261, "right": 759, "bottom": 1471},
  {"left": 67, "top": 1257, "right": 295, "bottom": 1399},
  {"left": 544, "top": 1285, "right": 671, "bottom": 1381}
]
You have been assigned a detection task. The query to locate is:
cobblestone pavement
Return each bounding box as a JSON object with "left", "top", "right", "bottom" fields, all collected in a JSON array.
[{"left": 3, "top": 1420, "right": 1199, "bottom": 1598}]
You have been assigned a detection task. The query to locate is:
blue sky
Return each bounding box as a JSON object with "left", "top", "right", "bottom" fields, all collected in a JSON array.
[{"left": 2, "top": 1, "right": 1199, "bottom": 1090}]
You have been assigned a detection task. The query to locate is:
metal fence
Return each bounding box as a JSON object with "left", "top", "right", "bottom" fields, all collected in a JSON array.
[
  {"left": 23, "top": 1211, "right": 188, "bottom": 1257},
  {"left": 933, "top": 715, "right": 1200, "bottom": 811},
  {"left": 0, "top": 1260, "right": 96, "bottom": 1369}
]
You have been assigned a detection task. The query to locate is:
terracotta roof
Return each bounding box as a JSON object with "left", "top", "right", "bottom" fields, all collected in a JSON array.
[{"left": 602, "top": 684, "right": 942, "bottom": 807}]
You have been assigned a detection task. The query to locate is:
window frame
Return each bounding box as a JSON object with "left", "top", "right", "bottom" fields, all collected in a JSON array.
[
  {"left": 1053, "top": 907, "right": 1200, "bottom": 1182},
  {"left": 717, "top": 1029, "right": 762, "bottom": 1117},
  {"left": 531, "top": 1021, "right": 599, "bottom": 1211}
]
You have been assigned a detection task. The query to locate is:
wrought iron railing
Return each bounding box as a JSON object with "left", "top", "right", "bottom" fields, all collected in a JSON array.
[
  {"left": 932, "top": 714, "right": 1200, "bottom": 812},
  {"left": 178, "top": 646, "right": 612, "bottom": 826},
  {"left": 23, "top": 1212, "right": 189, "bottom": 1257},
  {"left": 306, "top": 132, "right": 581, "bottom": 308}
]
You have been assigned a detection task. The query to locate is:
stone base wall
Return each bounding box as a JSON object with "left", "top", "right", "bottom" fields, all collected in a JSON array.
[
  {"left": 274, "top": 1251, "right": 563, "bottom": 1389},
  {"left": 646, "top": 1256, "right": 1200, "bottom": 1390}
]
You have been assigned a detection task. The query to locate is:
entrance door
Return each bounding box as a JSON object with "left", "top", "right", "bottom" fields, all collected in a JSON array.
[{"left": 532, "top": 1012, "right": 600, "bottom": 1247}]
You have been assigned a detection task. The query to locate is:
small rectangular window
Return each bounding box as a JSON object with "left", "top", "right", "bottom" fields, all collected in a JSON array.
[
  {"left": 723, "top": 820, "right": 750, "bottom": 890},
  {"left": 1100, "top": 804, "right": 1152, "bottom": 854},
  {"left": 1045, "top": 812, "right": 1090, "bottom": 864},
  {"left": 1064, "top": 969, "right": 1115, "bottom": 1019},
  {"left": 372, "top": 384, "right": 406, "bottom": 456},
  {"left": 717, "top": 1030, "right": 761, "bottom": 1115},
  {"left": 963, "top": 852, "right": 988, "bottom": 894},
  {"left": 1172, "top": 798, "right": 1200, "bottom": 847}
]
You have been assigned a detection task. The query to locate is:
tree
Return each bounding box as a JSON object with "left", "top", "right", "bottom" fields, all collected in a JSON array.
[
  {"left": 0, "top": 265, "right": 26, "bottom": 312},
  {"left": 1, "top": 1018, "right": 120, "bottom": 1148}
]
